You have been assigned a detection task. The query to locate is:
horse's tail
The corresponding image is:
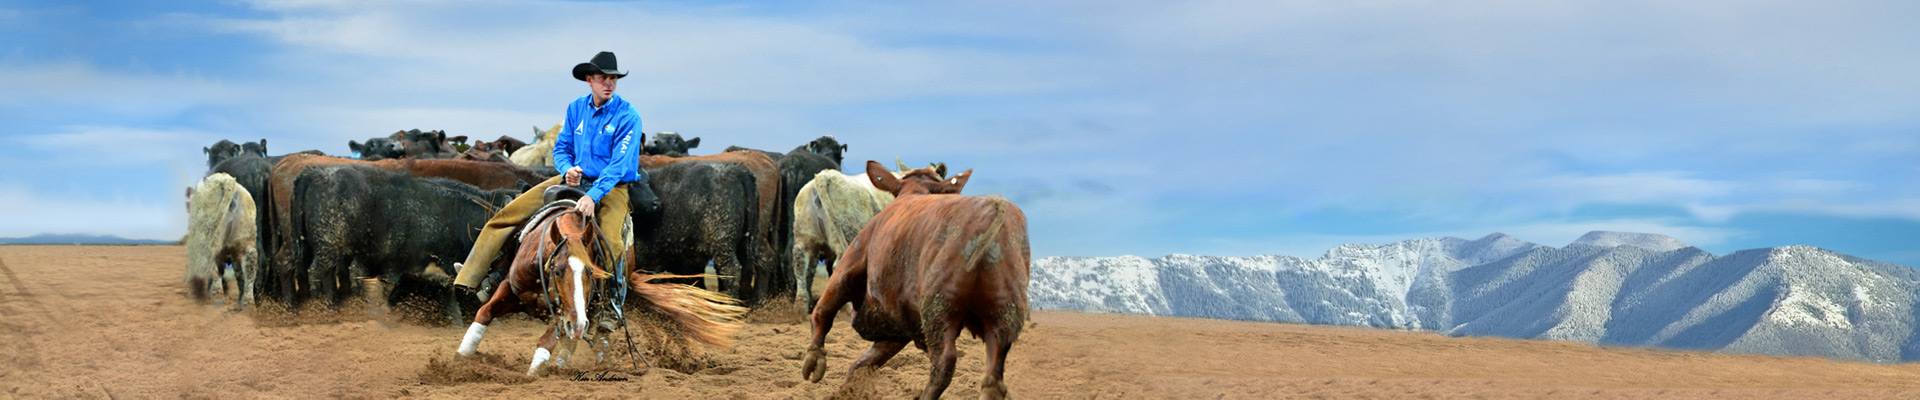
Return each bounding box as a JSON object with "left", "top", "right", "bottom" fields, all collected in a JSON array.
[{"left": 627, "top": 272, "right": 746, "bottom": 348}]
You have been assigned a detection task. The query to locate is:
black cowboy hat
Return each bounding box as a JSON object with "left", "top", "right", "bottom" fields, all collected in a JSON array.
[{"left": 572, "top": 51, "right": 628, "bottom": 81}]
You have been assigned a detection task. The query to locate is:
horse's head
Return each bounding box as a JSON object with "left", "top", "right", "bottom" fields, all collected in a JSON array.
[{"left": 548, "top": 210, "right": 611, "bottom": 340}]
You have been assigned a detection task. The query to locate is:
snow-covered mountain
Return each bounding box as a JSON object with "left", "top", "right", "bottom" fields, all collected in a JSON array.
[{"left": 1029, "top": 232, "right": 1920, "bottom": 362}]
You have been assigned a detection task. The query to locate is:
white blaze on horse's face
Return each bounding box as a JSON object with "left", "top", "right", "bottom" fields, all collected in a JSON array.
[{"left": 568, "top": 256, "right": 588, "bottom": 339}]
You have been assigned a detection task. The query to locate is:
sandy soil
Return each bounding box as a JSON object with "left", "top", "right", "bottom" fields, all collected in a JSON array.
[{"left": 3, "top": 245, "right": 1919, "bottom": 399}]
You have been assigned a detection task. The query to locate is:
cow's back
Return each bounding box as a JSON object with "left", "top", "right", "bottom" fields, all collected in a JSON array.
[
  {"left": 805, "top": 171, "right": 895, "bottom": 252},
  {"left": 849, "top": 194, "right": 1030, "bottom": 342}
]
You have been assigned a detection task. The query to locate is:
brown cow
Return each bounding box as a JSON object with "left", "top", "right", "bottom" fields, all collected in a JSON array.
[{"left": 801, "top": 161, "right": 1030, "bottom": 400}]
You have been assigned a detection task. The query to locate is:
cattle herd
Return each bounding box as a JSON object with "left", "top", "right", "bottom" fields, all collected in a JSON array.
[{"left": 185, "top": 125, "right": 1031, "bottom": 398}]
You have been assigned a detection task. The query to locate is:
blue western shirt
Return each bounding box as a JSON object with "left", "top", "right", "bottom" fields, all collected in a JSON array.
[{"left": 554, "top": 93, "right": 643, "bottom": 202}]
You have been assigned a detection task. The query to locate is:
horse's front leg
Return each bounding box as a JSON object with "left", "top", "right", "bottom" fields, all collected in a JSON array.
[
  {"left": 458, "top": 278, "right": 520, "bottom": 356},
  {"left": 529, "top": 327, "right": 559, "bottom": 376}
]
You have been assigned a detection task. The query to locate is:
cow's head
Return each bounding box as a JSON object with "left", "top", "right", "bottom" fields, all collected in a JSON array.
[
  {"left": 804, "top": 136, "right": 847, "bottom": 168},
  {"left": 628, "top": 171, "right": 662, "bottom": 216},
  {"left": 399, "top": 129, "right": 450, "bottom": 157},
  {"left": 867, "top": 160, "right": 969, "bottom": 196},
  {"left": 241, "top": 139, "right": 268, "bottom": 158},
  {"left": 349, "top": 137, "right": 405, "bottom": 160},
  {"left": 642, "top": 132, "right": 698, "bottom": 157},
  {"left": 204, "top": 139, "right": 242, "bottom": 170}
]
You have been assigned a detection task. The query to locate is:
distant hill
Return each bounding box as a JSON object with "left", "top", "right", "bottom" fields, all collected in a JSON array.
[
  {"left": 0, "top": 234, "right": 175, "bottom": 245},
  {"left": 1030, "top": 231, "right": 1920, "bottom": 363}
]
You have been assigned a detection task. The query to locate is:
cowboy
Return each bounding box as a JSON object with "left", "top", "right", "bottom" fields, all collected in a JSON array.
[{"left": 452, "top": 51, "right": 647, "bottom": 295}]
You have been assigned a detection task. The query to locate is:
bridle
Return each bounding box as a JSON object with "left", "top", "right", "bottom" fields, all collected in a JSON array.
[{"left": 529, "top": 203, "right": 651, "bottom": 368}]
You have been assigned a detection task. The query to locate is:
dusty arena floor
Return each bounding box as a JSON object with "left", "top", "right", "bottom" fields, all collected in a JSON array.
[{"left": 3, "top": 245, "right": 1919, "bottom": 399}]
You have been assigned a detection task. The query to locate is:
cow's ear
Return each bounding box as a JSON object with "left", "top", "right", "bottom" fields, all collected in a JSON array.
[
  {"left": 896, "top": 158, "right": 909, "bottom": 172},
  {"left": 839, "top": 144, "right": 848, "bottom": 154},
  {"left": 685, "top": 137, "right": 700, "bottom": 149},
  {"left": 450, "top": 135, "right": 468, "bottom": 143},
  {"left": 866, "top": 160, "right": 902, "bottom": 194},
  {"left": 933, "top": 162, "right": 948, "bottom": 178},
  {"left": 942, "top": 169, "right": 972, "bottom": 193},
  {"left": 203, "top": 146, "right": 211, "bottom": 155}
]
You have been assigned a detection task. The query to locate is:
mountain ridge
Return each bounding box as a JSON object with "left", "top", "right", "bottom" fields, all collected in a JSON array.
[{"left": 1028, "top": 231, "right": 1920, "bottom": 362}]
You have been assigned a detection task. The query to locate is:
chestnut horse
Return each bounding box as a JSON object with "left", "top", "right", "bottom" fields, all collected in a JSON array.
[{"left": 456, "top": 197, "right": 745, "bottom": 376}]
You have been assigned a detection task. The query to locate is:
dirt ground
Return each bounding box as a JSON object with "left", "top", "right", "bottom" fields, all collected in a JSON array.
[{"left": 3, "top": 245, "right": 1919, "bottom": 399}]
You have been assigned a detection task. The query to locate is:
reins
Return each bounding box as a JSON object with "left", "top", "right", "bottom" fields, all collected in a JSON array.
[{"left": 530, "top": 204, "right": 652, "bottom": 369}]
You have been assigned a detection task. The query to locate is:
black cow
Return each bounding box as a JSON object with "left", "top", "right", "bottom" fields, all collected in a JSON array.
[
  {"left": 706, "top": 136, "right": 850, "bottom": 301},
  {"left": 204, "top": 139, "right": 244, "bottom": 171},
  {"left": 287, "top": 164, "right": 522, "bottom": 322},
  {"left": 763, "top": 136, "right": 845, "bottom": 298},
  {"left": 642, "top": 131, "right": 701, "bottom": 157},
  {"left": 629, "top": 160, "right": 771, "bottom": 304},
  {"left": 349, "top": 136, "right": 407, "bottom": 161},
  {"left": 240, "top": 139, "right": 268, "bottom": 158},
  {"left": 350, "top": 129, "right": 458, "bottom": 160}
]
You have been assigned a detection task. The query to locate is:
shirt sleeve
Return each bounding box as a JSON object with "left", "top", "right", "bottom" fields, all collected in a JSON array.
[
  {"left": 553, "top": 101, "right": 578, "bottom": 175},
  {"left": 586, "top": 115, "right": 639, "bottom": 202}
]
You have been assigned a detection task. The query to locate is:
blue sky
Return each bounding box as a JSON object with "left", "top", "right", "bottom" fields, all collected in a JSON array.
[{"left": 2, "top": 0, "right": 1916, "bottom": 266}]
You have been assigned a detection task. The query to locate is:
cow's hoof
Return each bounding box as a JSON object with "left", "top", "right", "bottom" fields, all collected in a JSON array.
[
  {"left": 800, "top": 347, "right": 827, "bottom": 383},
  {"left": 980, "top": 380, "right": 1008, "bottom": 400}
]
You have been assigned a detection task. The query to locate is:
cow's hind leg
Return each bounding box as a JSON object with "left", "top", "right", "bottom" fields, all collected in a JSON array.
[
  {"left": 978, "top": 326, "right": 1014, "bottom": 400},
  {"left": 919, "top": 321, "right": 964, "bottom": 400}
]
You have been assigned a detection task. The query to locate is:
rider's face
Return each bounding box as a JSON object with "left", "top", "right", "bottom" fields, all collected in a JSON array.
[{"left": 587, "top": 73, "right": 618, "bottom": 103}]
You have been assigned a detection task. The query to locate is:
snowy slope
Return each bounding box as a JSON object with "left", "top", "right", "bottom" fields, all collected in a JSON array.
[{"left": 1027, "top": 231, "right": 1920, "bottom": 362}]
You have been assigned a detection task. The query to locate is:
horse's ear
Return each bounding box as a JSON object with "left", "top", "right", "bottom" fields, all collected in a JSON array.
[
  {"left": 806, "top": 141, "right": 820, "bottom": 153},
  {"left": 449, "top": 135, "right": 468, "bottom": 143},
  {"left": 839, "top": 144, "right": 847, "bottom": 153},
  {"left": 896, "top": 158, "right": 908, "bottom": 172},
  {"left": 203, "top": 146, "right": 211, "bottom": 155},
  {"left": 348, "top": 140, "right": 363, "bottom": 152},
  {"left": 685, "top": 137, "right": 700, "bottom": 149}
]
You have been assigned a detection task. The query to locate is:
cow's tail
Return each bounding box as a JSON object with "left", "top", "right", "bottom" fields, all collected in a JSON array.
[
  {"left": 627, "top": 272, "right": 747, "bottom": 349},
  {"left": 961, "top": 198, "right": 1012, "bottom": 271},
  {"left": 958, "top": 197, "right": 1027, "bottom": 340},
  {"left": 286, "top": 171, "right": 315, "bottom": 304}
]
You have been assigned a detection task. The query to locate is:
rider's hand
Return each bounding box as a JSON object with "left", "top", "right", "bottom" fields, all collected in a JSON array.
[
  {"left": 579, "top": 196, "right": 596, "bottom": 219},
  {"left": 564, "top": 166, "right": 583, "bottom": 186}
]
